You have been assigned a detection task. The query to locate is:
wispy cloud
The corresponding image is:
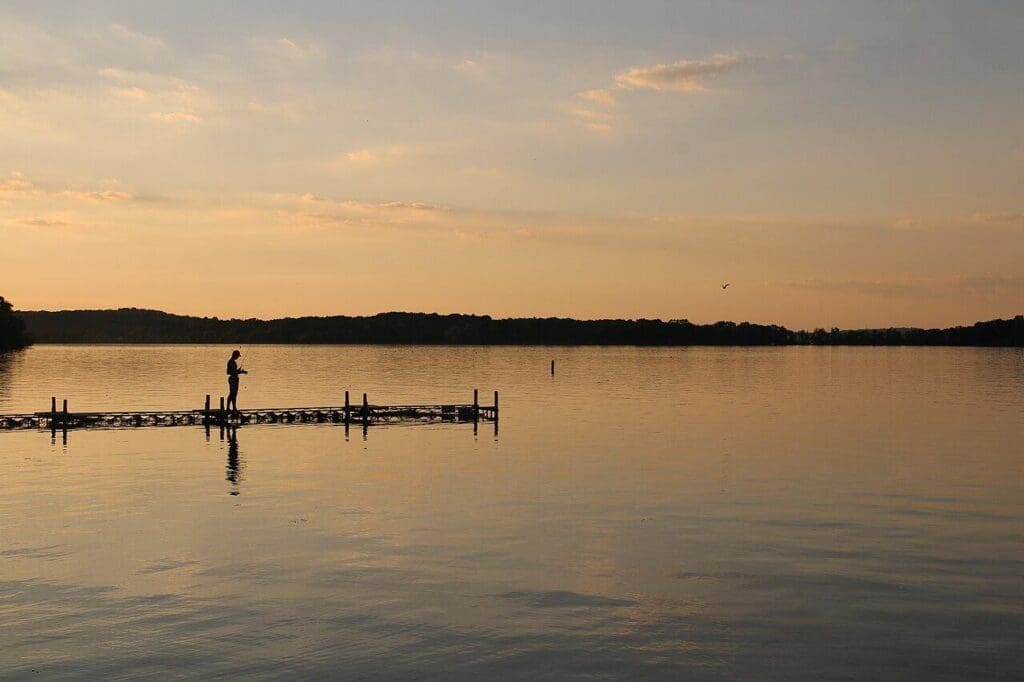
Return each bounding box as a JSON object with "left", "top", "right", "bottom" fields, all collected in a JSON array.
[
  {"left": 149, "top": 111, "right": 202, "bottom": 124},
  {"left": 264, "top": 36, "right": 326, "bottom": 62},
  {"left": 0, "top": 171, "right": 36, "bottom": 194},
  {"left": 570, "top": 89, "right": 617, "bottom": 133},
  {"left": 579, "top": 89, "right": 617, "bottom": 107},
  {"left": 569, "top": 52, "right": 756, "bottom": 132},
  {"left": 567, "top": 105, "right": 614, "bottom": 134},
  {"left": 61, "top": 189, "right": 134, "bottom": 202},
  {"left": 264, "top": 192, "right": 446, "bottom": 231},
  {"left": 108, "top": 23, "right": 166, "bottom": 52},
  {"left": 453, "top": 58, "right": 483, "bottom": 76},
  {"left": 0, "top": 171, "right": 134, "bottom": 202},
  {"left": 972, "top": 212, "right": 1024, "bottom": 227},
  {"left": 340, "top": 145, "right": 415, "bottom": 166},
  {"left": 892, "top": 218, "right": 924, "bottom": 230},
  {"left": 16, "top": 216, "right": 73, "bottom": 227},
  {"left": 111, "top": 86, "right": 152, "bottom": 102},
  {"left": 614, "top": 53, "right": 752, "bottom": 93}
]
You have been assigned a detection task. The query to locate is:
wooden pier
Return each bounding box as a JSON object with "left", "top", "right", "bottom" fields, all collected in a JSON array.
[{"left": 0, "top": 390, "right": 498, "bottom": 432}]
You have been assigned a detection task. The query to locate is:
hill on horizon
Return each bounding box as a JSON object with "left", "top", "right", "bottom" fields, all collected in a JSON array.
[{"left": 12, "top": 307, "right": 1024, "bottom": 347}]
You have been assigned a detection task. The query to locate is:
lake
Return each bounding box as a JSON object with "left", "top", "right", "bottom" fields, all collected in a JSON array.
[{"left": 0, "top": 345, "right": 1021, "bottom": 680}]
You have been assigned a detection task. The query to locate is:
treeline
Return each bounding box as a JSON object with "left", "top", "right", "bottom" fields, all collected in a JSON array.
[
  {"left": 14, "top": 308, "right": 1024, "bottom": 346},
  {"left": 0, "top": 297, "right": 31, "bottom": 352}
]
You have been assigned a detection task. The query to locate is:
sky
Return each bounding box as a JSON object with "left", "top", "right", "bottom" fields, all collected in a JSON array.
[{"left": 1, "top": 0, "right": 1022, "bottom": 329}]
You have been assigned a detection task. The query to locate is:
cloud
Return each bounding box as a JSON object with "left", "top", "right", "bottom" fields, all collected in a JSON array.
[
  {"left": 0, "top": 171, "right": 36, "bottom": 194},
  {"left": 0, "top": 171, "right": 134, "bottom": 202},
  {"left": 569, "top": 88, "right": 619, "bottom": 133},
  {"left": 346, "top": 149, "right": 379, "bottom": 163},
  {"left": 892, "top": 218, "right": 924, "bottom": 230},
  {"left": 61, "top": 190, "right": 133, "bottom": 202},
  {"left": 568, "top": 52, "right": 754, "bottom": 131},
  {"left": 579, "top": 89, "right": 617, "bottom": 107},
  {"left": 614, "top": 53, "right": 750, "bottom": 93},
  {"left": 108, "top": 23, "right": 166, "bottom": 52},
  {"left": 95, "top": 68, "right": 206, "bottom": 123},
  {"left": 568, "top": 97, "right": 616, "bottom": 134},
  {"left": 453, "top": 59, "right": 482, "bottom": 75},
  {"left": 972, "top": 212, "right": 1024, "bottom": 227},
  {"left": 111, "top": 86, "right": 152, "bottom": 102},
  {"left": 267, "top": 36, "right": 325, "bottom": 62},
  {"left": 17, "top": 216, "right": 72, "bottom": 227},
  {"left": 340, "top": 145, "right": 415, "bottom": 166},
  {"left": 150, "top": 111, "right": 202, "bottom": 124},
  {"left": 265, "top": 192, "right": 446, "bottom": 231},
  {"left": 98, "top": 68, "right": 201, "bottom": 103}
]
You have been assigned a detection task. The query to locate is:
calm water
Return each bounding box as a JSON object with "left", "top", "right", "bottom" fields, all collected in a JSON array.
[{"left": 0, "top": 345, "right": 1021, "bottom": 680}]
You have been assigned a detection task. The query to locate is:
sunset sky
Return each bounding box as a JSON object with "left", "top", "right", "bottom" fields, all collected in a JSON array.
[{"left": 1, "top": 1, "right": 1021, "bottom": 328}]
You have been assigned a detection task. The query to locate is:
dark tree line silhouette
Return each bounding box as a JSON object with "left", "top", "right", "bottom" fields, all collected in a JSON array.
[
  {"left": 0, "top": 297, "right": 31, "bottom": 352},
  {"left": 14, "top": 308, "right": 1024, "bottom": 346}
]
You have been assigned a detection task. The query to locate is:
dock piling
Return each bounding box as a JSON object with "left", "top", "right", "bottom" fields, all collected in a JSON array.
[
  {"left": 344, "top": 391, "right": 350, "bottom": 425},
  {"left": 51, "top": 397, "right": 56, "bottom": 415},
  {"left": 494, "top": 390, "right": 499, "bottom": 419},
  {"left": 551, "top": 360, "right": 555, "bottom": 375},
  {"left": 362, "top": 393, "right": 369, "bottom": 426},
  {"left": 473, "top": 389, "right": 479, "bottom": 422}
]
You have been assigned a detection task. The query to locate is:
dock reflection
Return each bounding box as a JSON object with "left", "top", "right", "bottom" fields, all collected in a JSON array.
[{"left": 224, "top": 426, "right": 244, "bottom": 496}]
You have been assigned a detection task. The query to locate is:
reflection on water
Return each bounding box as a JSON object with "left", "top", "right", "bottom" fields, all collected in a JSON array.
[
  {"left": 225, "top": 427, "right": 243, "bottom": 496},
  {"left": 0, "top": 345, "right": 1021, "bottom": 679}
]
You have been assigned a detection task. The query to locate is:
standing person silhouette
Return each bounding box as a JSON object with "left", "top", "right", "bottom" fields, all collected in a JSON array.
[{"left": 226, "top": 350, "right": 247, "bottom": 416}]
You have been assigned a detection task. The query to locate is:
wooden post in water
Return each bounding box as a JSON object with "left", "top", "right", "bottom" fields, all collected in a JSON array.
[
  {"left": 205, "top": 394, "right": 211, "bottom": 415},
  {"left": 344, "top": 391, "right": 350, "bottom": 425},
  {"left": 362, "top": 393, "right": 369, "bottom": 426},
  {"left": 551, "top": 360, "right": 555, "bottom": 375},
  {"left": 473, "top": 389, "right": 479, "bottom": 422},
  {"left": 220, "top": 397, "right": 225, "bottom": 419},
  {"left": 494, "top": 390, "right": 499, "bottom": 419},
  {"left": 51, "top": 397, "right": 56, "bottom": 415},
  {"left": 62, "top": 399, "right": 68, "bottom": 426}
]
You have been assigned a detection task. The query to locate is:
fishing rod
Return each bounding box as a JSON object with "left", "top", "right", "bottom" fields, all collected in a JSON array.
[{"left": 238, "top": 344, "right": 255, "bottom": 373}]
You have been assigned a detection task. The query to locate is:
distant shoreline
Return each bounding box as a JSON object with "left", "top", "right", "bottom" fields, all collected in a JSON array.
[{"left": 14, "top": 309, "right": 1024, "bottom": 347}]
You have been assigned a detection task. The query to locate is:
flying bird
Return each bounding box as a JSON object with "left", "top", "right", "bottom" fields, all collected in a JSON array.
[{"left": 721, "top": 283, "right": 730, "bottom": 290}]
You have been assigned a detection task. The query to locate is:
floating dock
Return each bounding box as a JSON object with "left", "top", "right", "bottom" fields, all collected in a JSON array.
[{"left": 0, "top": 390, "right": 498, "bottom": 431}]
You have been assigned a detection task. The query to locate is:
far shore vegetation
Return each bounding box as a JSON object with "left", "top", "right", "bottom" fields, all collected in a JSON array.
[{"left": 8, "top": 306, "right": 1024, "bottom": 347}]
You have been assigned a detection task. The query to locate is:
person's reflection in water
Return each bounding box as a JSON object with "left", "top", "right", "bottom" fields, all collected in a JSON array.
[{"left": 226, "top": 427, "right": 244, "bottom": 496}]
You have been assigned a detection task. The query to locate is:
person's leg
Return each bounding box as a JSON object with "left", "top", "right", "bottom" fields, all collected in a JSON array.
[{"left": 227, "top": 381, "right": 238, "bottom": 414}]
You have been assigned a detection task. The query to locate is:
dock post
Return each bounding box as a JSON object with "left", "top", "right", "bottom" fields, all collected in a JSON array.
[
  {"left": 62, "top": 399, "right": 68, "bottom": 426},
  {"left": 344, "top": 391, "right": 350, "bottom": 425},
  {"left": 362, "top": 393, "right": 369, "bottom": 426},
  {"left": 473, "top": 389, "right": 479, "bottom": 422},
  {"left": 494, "top": 390, "right": 499, "bottom": 419},
  {"left": 551, "top": 360, "right": 555, "bottom": 375},
  {"left": 51, "top": 397, "right": 56, "bottom": 415},
  {"left": 205, "top": 394, "right": 211, "bottom": 415},
  {"left": 220, "top": 397, "right": 225, "bottom": 422}
]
